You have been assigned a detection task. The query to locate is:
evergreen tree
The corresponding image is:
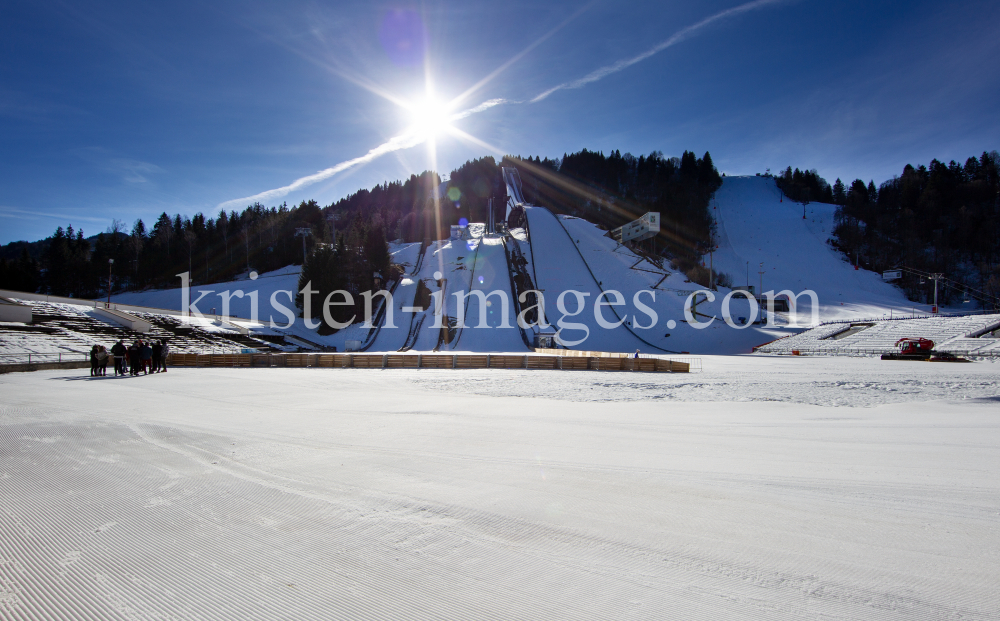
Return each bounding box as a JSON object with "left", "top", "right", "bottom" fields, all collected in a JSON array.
[{"left": 832, "top": 178, "right": 846, "bottom": 204}]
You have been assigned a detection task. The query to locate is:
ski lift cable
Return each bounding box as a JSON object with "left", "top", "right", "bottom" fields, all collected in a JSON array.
[{"left": 893, "top": 266, "right": 1000, "bottom": 305}]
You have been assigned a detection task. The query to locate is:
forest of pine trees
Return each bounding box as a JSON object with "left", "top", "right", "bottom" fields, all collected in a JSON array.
[
  {"left": 774, "top": 167, "right": 834, "bottom": 204},
  {"left": 773, "top": 152, "right": 1000, "bottom": 308},
  {"left": 2, "top": 200, "right": 328, "bottom": 298},
  {"left": 828, "top": 152, "right": 1000, "bottom": 308}
]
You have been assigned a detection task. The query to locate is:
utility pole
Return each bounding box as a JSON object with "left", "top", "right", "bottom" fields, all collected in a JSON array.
[
  {"left": 930, "top": 273, "right": 943, "bottom": 313},
  {"left": 709, "top": 244, "right": 715, "bottom": 291},
  {"left": 707, "top": 227, "right": 716, "bottom": 290},
  {"left": 758, "top": 262, "right": 765, "bottom": 310},
  {"left": 107, "top": 259, "right": 114, "bottom": 304},
  {"left": 295, "top": 228, "right": 312, "bottom": 265},
  {"left": 326, "top": 215, "right": 337, "bottom": 243}
]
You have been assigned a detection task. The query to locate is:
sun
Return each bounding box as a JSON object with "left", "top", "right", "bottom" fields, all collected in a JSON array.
[{"left": 407, "top": 95, "right": 453, "bottom": 137}]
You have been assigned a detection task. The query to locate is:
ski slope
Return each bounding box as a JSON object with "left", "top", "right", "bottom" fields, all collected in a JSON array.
[
  {"left": 527, "top": 206, "right": 673, "bottom": 352},
  {"left": 550, "top": 210, "right": 776, "bottom": 354},
  {"left": 449, "top": 235, "right": 528, "bottom": 352},
  {"left": 712, "top": 176, "right": 913, "bottom": 321}
]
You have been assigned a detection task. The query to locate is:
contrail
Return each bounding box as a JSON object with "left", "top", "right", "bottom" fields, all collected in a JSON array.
[
  {"left": 218, "top": 132, "right": 425, "bottom": 209},
  {"left": 450, "top": 98, "right": 516, "bottom": 120},
  {"left": 219, "top": 0, "right": 786, "bottom": 209},
  {"left": 217, "top": 100, "right": 510, "bottom": 210},
  {"left": 448, "top": 1, "right": 596, "bottom": 110},
  {"left": 531, "top": 0, "right": 788, "bottom": 102}
]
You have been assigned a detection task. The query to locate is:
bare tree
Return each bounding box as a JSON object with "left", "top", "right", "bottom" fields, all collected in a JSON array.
[{"left": 107, "top": 219, "right": 126, "bottom": 236}]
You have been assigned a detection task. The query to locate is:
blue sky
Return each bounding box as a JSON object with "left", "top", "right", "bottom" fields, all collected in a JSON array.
[{"left": 2, "top": 0, "right": 998, "bottom": 244}]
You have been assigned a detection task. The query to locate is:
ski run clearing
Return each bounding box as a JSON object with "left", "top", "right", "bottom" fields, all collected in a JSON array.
[{"left": 2, "top": 356, "right": 999, "bottom": 620}]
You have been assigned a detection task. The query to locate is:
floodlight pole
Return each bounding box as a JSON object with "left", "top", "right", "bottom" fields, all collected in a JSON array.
[
  {"left": 931, "top": 273, "right": 943, "bottom": 313},
  {"left": 326, "top": 215, "right": 336, "bottom": 243},
  {"left": 295, "top": 228, "right": 312, "bottom": 264},
  {"left": 107, "top": 258, "right": 114, "bottom": 304},
  {"left": 758, "top": 262, "right": 765, "bottom": 301},
  {"left": 709, "top": 245, "right": 715, "bottom": 291}
]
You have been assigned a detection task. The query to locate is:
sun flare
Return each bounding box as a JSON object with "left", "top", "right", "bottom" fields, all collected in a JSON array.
[{"left": 407, "top": 95, "right": 453, "bottom": 137}]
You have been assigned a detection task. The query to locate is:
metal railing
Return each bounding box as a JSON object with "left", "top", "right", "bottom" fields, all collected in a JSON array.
[
  {"left": 812, "top": 309, "right": 1000, "bottom": 327},
  {"left": 0, "top": 352, "right": 90, "bottom": 365},
  {"left": 755, "top": 347, "right": 999, "bottom": 358},
  {"left": 0, "top": 348, "right": 251, "bottom": 365}
]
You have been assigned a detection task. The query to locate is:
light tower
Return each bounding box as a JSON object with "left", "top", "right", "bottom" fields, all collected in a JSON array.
[
  {"left": 930, "top": 273, "right": 943, "bottom": 313},
  {"left": 107, "top": 259, "right": 114, "bottom": 304},
  {"left": 295, "top": 228, "right": 312, "bottom": 264},
  {"left": 758, "top": 261, "right": 765, "bottom": 300}
]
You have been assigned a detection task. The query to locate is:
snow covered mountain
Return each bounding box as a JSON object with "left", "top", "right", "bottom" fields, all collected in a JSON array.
[{"left": 111, "top": 176, "right": 915, "bottom": 354}]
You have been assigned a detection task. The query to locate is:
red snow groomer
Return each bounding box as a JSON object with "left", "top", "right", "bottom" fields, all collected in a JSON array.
[
  {"left": 881, "top": 338, "right": 969, "bottom": 362},
  {"left": 883, "top": 337, "right": 935, "bottom": 360}
]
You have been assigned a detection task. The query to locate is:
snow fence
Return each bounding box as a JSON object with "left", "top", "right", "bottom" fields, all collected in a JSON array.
[{"left": 166, "top": 352, "right": 697, "bottom": 373}]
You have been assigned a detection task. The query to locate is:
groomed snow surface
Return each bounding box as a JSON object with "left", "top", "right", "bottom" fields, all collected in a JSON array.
[{"left": 2, "top": 356, "right": 999, "bottom": 620}]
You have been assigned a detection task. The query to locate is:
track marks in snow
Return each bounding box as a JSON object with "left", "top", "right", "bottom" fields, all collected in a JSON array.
[
  {"left": 3, "top": 364, "right": 1000, "bottom": 620},
  {"left": 402, "top": 364, "right": 1000, "bottom": 406},
  {"left": 1, "top": 419, "right": 996, "bottom": 619}
]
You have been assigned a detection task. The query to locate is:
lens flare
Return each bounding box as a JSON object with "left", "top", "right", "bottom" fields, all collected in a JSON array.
[{"left": 408, "top": 96, "right": 452, "bottom": 137}]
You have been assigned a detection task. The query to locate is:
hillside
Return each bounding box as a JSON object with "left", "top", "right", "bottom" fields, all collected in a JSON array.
[
  {"left": 107, "top": 177, "right": 925, "bottom": 354},
  {"left": 711, "top": 176, "right": 913, "bottom": 321}
]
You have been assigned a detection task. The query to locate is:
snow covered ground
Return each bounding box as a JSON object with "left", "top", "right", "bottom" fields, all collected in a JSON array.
[{"left": 1, "top": 356, "right": 998, "bottom": 619}]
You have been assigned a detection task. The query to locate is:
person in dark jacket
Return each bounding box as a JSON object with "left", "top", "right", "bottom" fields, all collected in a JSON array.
[
  {"left": 151, "top": 341, "right": 162, "bottom": 372},
  {"left": 124, "top": 341, "right": 133, "bottom": 375},
  {"left": 90, "top": 345, "right": 99, "bottom": 376},
  {"left": 140, "top": 341, "right": 153, "bottom": 374},
  {"left": 111, "top": 339, "right": 126, "bottom": 376},
  {"left": 129, "top": 341, "right": 140, "bottom": 376}
]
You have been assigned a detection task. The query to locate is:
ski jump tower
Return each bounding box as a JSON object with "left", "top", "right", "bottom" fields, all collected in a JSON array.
[{"left": 502, "top": 167, "right": 526, "bottom": 219}]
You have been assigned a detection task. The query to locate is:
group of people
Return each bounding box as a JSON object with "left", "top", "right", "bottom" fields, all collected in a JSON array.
[{"left": 90, "top": 339, "right": 170, "bottom": 377}]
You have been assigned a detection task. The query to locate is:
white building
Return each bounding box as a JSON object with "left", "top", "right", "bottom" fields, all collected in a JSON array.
[{"left": 608, "top": 212, "right": 660, "bottom": 244}]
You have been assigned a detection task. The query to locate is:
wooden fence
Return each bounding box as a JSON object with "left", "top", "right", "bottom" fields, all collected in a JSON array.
[{"left": 166, "top": 352, "right": 693, "bottom": 373}]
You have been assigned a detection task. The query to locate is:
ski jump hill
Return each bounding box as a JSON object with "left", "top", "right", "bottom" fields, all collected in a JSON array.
[{"left": 98, "top": 176, "right": 931, "bottom": 356}]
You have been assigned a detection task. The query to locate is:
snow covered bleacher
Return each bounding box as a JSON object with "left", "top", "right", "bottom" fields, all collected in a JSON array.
[
  {"left": 755, "top": 313, "right": 1000, "bottom": 357},
  {"left": 0, "top": 297, "right": 287, "bottom": 364}
]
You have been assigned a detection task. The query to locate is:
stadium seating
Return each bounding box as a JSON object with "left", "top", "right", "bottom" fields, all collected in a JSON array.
[
  {"left": 0, "top": 299, "right": 287, "bottom": 363},
  {"left": 755, "top": 313, "right": 1000, "bottom": 356}
]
